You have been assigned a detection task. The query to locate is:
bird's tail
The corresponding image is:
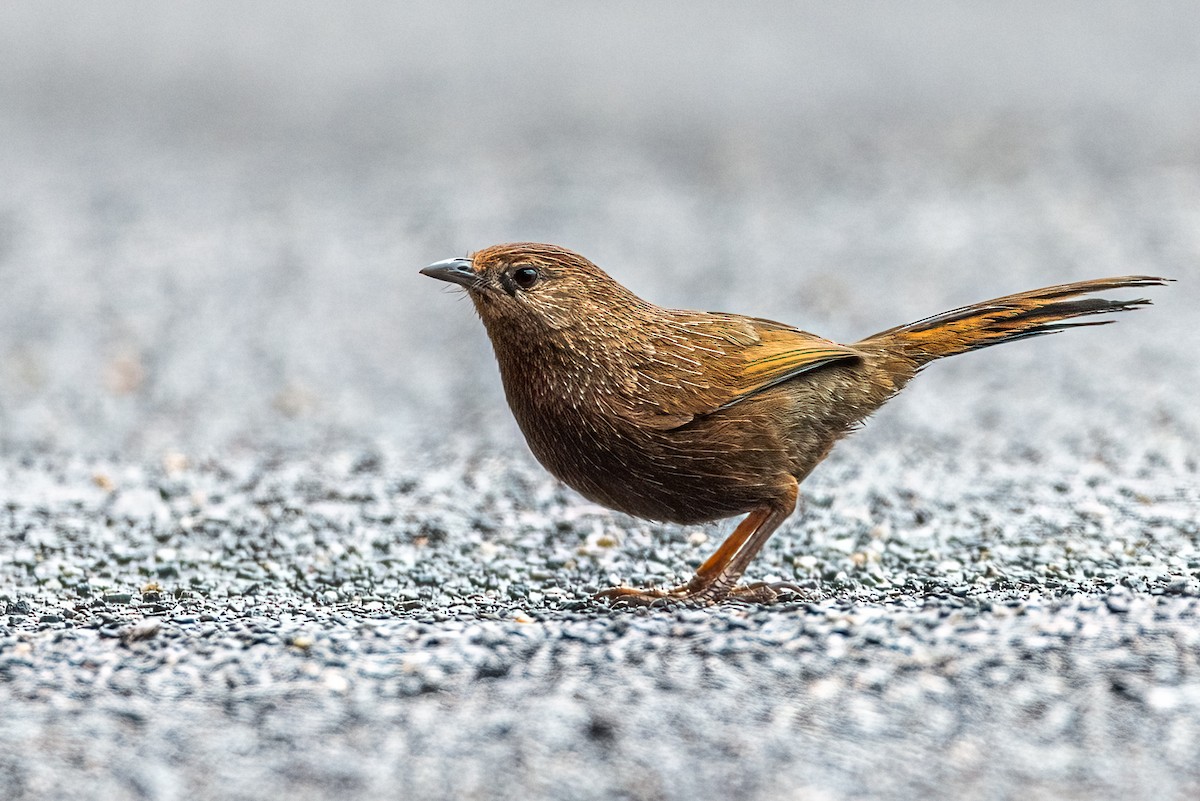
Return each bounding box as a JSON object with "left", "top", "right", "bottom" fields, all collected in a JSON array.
[{"left": 857, "top": 276, "right": 1169, "bottom": 365}]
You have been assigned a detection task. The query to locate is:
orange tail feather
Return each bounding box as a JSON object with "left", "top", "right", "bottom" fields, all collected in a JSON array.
[{"left": 858, "top": 276, "right": 1170, "bottom": 365}]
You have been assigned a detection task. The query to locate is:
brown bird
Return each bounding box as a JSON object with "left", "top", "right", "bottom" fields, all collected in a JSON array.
[{"left": 422, "top": 243, "right": 1167, "bottom": 606}]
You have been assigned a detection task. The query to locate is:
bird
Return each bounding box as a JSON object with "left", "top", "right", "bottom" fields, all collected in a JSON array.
[{"left": 421, "top": 243, "right": 1167, "bottom": 606}]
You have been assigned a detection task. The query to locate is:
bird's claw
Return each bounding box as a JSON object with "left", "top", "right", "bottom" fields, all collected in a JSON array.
[
  {"left": 593, "top": 585, "right": 703, "bottom": 609},
  {"left": 725, "top": 580, "right": 811, "bottom": 604},
  {"left": 594, "top": 579, "right": 809, "bottom": 608}
]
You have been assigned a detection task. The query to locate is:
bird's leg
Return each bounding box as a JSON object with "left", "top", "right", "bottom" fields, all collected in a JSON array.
[
  {"left": 596, "top": 479, "right": 799, "bottom": 607},
  {"left": 593, "top": 509, "right": 767, "bottom": 606},
  {"left": 703, "top": 479, "right": 801, "bottom": 603}
]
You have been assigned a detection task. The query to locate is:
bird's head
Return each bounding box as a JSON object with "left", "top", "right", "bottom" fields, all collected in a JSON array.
[{"left": 421, "top": 243, "right": 647, "bottom": 339}]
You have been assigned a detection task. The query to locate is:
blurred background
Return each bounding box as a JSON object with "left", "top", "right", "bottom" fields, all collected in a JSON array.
[
  {"left": 2, "top": 8, "right": 1198, "bottom": 799},
  {"left": 1, "top": 0, "right": 1197, "bottom": 458}
]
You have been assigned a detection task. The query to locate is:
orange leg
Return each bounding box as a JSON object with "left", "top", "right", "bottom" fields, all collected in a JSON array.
[
  {"left": 688, "top": 507, "right": 771, "bottom": 585},
  {"left": 596, "top": 478, "right": 800, "bottom": 607}
]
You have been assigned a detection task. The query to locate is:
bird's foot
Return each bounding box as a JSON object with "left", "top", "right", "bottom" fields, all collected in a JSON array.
[
  {"left": 725, "top": 580, "right": 810, "bottom": 604},
  {"left": 594, "top": 579, "right": 808, "bottom": 608},
  {"left": 593, "top": 584, "right": 709, "bottom": 608}
]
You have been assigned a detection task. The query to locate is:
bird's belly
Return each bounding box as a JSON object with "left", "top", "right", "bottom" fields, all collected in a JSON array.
[{"left": 517, "top": 406, "right": 792, "bottom": 525}]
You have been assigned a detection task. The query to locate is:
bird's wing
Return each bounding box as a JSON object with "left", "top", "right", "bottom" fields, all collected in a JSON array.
[{"left": 617, "top": 313, "right": 863, "bottom": 430}]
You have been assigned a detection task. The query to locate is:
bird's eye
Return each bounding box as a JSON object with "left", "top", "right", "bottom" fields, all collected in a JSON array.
[{"left": 511, "top": 267, "right": 540, "bottom": 290}]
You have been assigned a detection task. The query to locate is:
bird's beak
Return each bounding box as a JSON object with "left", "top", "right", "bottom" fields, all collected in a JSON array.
[{"left": 420, "top": 258, "right": 479, "bottom": 289}]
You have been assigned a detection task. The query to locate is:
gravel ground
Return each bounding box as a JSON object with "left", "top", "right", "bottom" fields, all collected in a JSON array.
[{"left": 2, "top": 3, "right": 1200, "bottom": 800}]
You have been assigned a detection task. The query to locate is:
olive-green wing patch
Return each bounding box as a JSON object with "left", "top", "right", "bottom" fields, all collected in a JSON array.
[{"left": 617, "top": 314, "right": 862, "bottom": 430}]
